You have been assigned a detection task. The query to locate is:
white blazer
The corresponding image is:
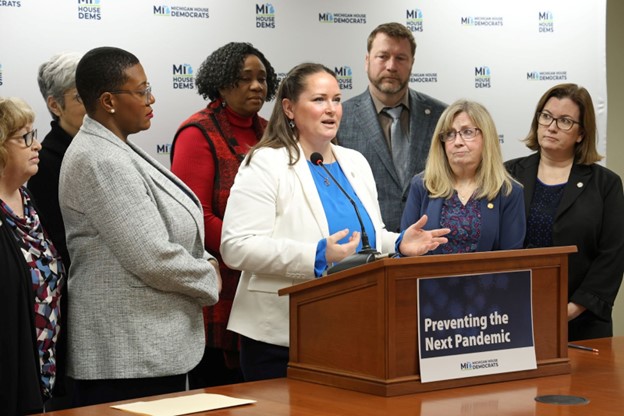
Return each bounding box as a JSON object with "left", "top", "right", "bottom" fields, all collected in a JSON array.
[{"left": 221, "top": 143, "right": 397, "bottom": 347}]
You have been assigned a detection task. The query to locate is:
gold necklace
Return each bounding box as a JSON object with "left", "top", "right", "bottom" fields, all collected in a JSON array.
[{"left": 456, "top": 187, "right": 475, "bottom": 204}]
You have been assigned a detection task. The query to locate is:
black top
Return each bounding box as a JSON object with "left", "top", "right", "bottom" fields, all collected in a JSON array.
[
  {"left": 27, "top": 120, "right": 72, "bottom": 271},
  {"left": 0, "top": 208, "right": 44, "bottom": 414},
  {"left": 506, "top": 153, "right": 624, "bottom": 340},
  {"left": 525, "top": 179, "right": 565, "bottom": 248}
]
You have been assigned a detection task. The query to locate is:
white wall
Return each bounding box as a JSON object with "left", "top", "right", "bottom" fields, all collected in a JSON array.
[
  {"left": 606, "top": 0, "right": 624, "bottom": 336},
  {"left": 0, "top": 0, "right": 607, "bottom": 168}
]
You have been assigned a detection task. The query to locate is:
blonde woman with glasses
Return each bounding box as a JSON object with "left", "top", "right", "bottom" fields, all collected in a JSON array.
[{"left": 401, "top": 99, "right": 525, "bottom": 254}]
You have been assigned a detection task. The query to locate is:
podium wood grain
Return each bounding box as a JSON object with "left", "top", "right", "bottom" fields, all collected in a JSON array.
[{"left": 280, "top": 246, "right": 575, "bottom": 395}]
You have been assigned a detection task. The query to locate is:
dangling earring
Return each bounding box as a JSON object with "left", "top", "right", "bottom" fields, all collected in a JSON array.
[
  {"left": 221, "top": 100, "right": 227, "bottom": 108},
  {"left": 288, "top": 119, "right": 295, "bottom": 129}
]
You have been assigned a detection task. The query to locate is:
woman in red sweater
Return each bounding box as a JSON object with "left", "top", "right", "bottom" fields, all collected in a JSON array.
[{"left": 170, "top": 42, "right": 277, "bottom": 387}]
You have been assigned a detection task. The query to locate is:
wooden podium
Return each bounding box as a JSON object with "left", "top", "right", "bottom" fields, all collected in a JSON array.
[{"left": 278, "top": 246, "right": 576, "bottom": 396}]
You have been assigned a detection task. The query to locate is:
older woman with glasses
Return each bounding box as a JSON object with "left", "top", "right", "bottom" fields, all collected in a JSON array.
[
  {"left": 505, "top": 83, "right": 624, "bottom": 341},
  {"left": 58, "top": 46, "right": 221, "bottom": 407},
  {"left": 401, "top": 99, "right": 525, "bottom": 254},
  {"left": 29, "top": 52, "right": 85, "bottom": 273},
  {"left": 27, "top": 53, "right": 85, "bottom": 410},
  {"left": 1, "top": 97, "right": 66, "bottom": 414}
]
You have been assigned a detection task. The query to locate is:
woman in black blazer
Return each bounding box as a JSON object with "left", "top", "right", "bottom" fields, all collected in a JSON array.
[
  {"left": 506, "top": 83, "right": 624, "bottom": 341},
  {"left": 1, "top": 97, "right": 65, "bottom": 414}
]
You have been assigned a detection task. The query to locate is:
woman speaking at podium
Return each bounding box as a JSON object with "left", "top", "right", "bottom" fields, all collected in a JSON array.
[{"left": 221, "top": 63, "right": 449, "bottom": 382}]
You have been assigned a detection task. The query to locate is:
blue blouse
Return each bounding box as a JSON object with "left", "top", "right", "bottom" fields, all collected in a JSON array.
[{"left": 308, "top": 160, "right": 376, "bottom": 275}]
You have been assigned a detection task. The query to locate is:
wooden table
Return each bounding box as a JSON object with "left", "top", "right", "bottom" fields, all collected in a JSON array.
[{"left": 37, "top": 337, "right": 623, "bottom": 416}]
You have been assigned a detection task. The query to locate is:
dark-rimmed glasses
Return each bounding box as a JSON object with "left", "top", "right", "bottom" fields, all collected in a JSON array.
[
  {"left": 439, "top": 127, "right": 481, "bottom": 143},
  {"left": 536, "top": 112, "right": 580, "bottom": 131},
  {"left": 108, "top": 84, "right": 153, "bottom": 105},
  {"left": 13, "top": 129, "right": 38, "bottom": 147}
]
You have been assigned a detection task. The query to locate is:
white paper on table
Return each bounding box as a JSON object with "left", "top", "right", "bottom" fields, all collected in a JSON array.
[{"left": 111, "top": 393, "right": 256, "bottom": 416}]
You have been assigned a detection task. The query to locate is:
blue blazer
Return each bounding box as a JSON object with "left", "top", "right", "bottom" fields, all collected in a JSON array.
[{"left": 400, "top": 174, "right": 526, "bottom": 254}]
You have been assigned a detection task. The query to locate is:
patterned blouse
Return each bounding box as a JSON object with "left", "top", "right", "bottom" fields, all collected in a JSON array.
[
  {"left": 440, "top": 193, "right": 482, "bottom": 254},
  {"left": 525, "top": 179, "right": 566, "bottom": 248},
  {"left": 0, "top": 187, "right": 66, "bottom": 399}
]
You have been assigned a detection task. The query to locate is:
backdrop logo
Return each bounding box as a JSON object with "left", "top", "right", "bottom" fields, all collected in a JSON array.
[
  {"left": 0, "top": 1, "right": 21, "bottom": 7},
  {"left": 153, "top": 5, "right": 208, "bottom": 18},
  {"left": 411, "top": 72, "right": 438, "bottom": 83},
  {"left": 475, "top": 66, "right": 491, "bottom": 88},
  {"left": 319, "top": 12, "right": 366, "bottom": 24},
  {"left": 406, "top": 9, "right": 423, "bottom": 32},
  {"left": 153, "top": 5, "right": 171, "bottom": 16},
  {"left": 156, "top": 144, "right": 171, "bottom": 154},
  {"left": 527, "top": 71, "right": 567, "bottom": 81},
  {"left": 334, "top": 66, "right": 353, "bottom": 90},
  {"left": 538, "top": 11, "right": 554, "bottom": 32},
  {"left": 461, "top": 16, "right": 503, "bottom": 27},
  {"left": 256, "top": 3, "right": 275, "bottom": 28},
  {"left": 78, "top": 0, "right": 102, "bottom": 20},
  {"left": 172, "top": 64, "right": 194, "bottom": 89}
]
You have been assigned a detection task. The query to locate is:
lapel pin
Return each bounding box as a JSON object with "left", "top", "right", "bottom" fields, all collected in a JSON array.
[
  {"left": 487, "top": 203, "right": 494, "bottom": 209},
  {"left": 425, "top": 109, "right": 431, "bottom": 115},
  {"left": 577, "top": 182, "right": 583, "bottom": 188}
]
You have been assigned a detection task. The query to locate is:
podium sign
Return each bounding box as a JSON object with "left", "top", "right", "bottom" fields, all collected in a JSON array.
[
  {"left": 418, "top": 270, "right": 537, "bottom": 383},
  {"left": 279, "top": 247, "right": 575, "bottom": 396}
]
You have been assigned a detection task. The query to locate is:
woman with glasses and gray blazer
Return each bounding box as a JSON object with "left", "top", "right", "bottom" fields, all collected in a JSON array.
[{"left": 58, "top": 47, "right": 221, "bottom": 407}]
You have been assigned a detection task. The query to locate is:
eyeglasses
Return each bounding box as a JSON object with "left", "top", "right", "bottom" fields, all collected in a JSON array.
[
  {"left": 536, "top": 112, "right": 580, "bottom": 131},
  {"left": 108, "top": 84, "right": 153, "bottom": 105},
  {"left": 439, "top": 127, "right": 481, "bottom": 143},
  {"left": 13, "top": 129, "right": 38, "bottom": 147}
]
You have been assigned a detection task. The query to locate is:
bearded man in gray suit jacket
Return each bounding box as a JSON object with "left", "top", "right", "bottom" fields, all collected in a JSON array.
[{"left": 338, "top": 22, "right": 446, "bottom": 232}]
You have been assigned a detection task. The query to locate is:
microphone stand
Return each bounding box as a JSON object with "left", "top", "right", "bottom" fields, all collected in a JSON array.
[{"left": 312, "top": 154, "right": 381, "bottom": 274}]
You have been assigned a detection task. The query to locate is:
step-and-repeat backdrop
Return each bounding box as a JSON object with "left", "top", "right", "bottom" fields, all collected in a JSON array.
[{"left": 0, "top": 0, "right": 607, "bottom": 167}]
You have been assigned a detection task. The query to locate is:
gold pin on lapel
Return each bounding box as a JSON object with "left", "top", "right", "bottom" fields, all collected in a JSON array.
[{"left": 487, "top": 203, "right": 494, "bottom": 209}]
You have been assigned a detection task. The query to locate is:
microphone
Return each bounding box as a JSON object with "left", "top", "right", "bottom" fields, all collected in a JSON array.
[{"left": 310, "top": 152, "right": 381, "bottom": 274}]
